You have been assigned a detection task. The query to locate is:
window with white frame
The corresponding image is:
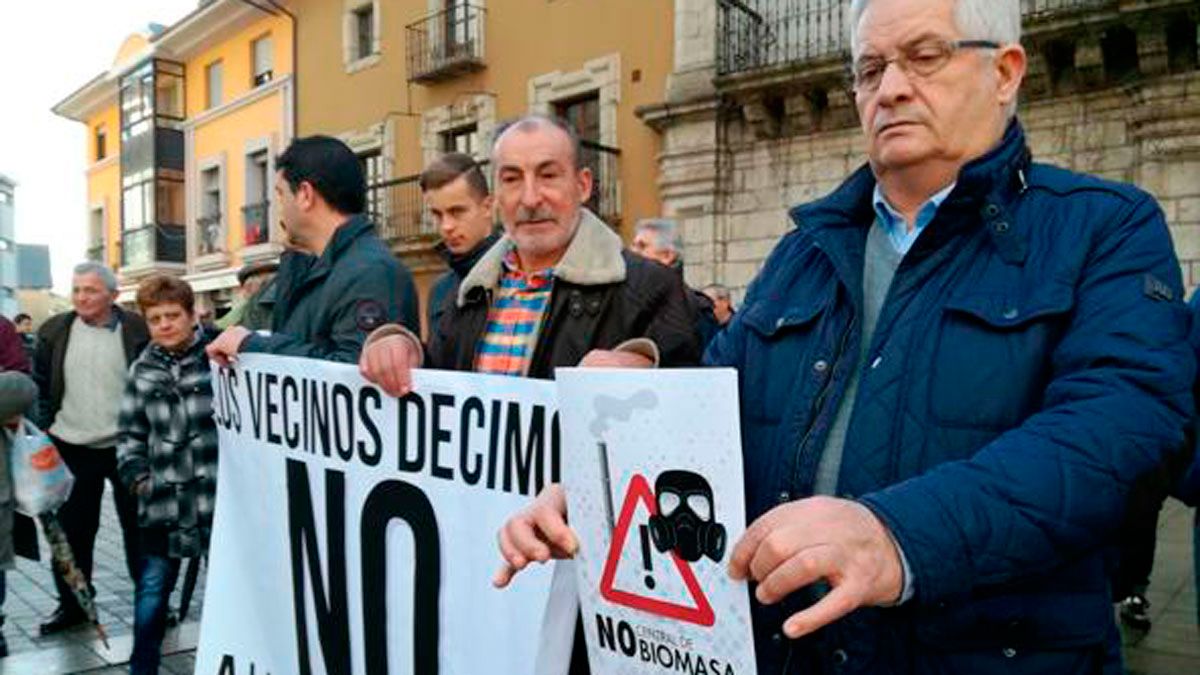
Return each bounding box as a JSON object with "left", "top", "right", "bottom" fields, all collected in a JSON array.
[
  {"left": 88, "top": 207, "right": 105, "bottom": 261},
  {"left": 252, "top": 35, "right": 274, "bottom": 86},
  {"left": 344, "top": 0, "right": 380, "bottom": 67},
  {"left": 358, "top": 148, "right": 384, "bottom": 221},
  {"left": 198, "top": 166, "right": 223, "bottom": 255}
]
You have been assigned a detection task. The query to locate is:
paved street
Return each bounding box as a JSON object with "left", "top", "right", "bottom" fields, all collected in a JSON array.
[
  {"left": 0, "top": 486, "right": 1194, "bottom": 673},
  {"left": 0, "top": 484, "right": 202, "bottom": 674}
]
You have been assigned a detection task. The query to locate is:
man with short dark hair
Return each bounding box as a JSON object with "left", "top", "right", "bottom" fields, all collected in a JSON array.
[
  {"left": 419, "top": 152, "right": 500, "bottom": 333},
  {"left": 32, "top": 262, "right": 148, "bottom": 635},
  {"left": 207, "top": 135, "right": 419, "bottom": 365}
]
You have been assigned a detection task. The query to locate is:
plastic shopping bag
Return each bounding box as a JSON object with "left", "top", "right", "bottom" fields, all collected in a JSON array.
[{"left": 9, "top": 418, "right": 74, "bottom": 515}]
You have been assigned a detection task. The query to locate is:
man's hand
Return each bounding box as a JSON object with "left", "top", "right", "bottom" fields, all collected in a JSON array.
[
  {"left": 359, "top": 334, "right": 422, "bottom": 397},
  {"left": 206, "top": 326, "right": 252, "bottom": 367},
  {"left": 579, "top": 349, "right": 653, "bottom": 368},
  {"left": 494, "top": 484, "right": 579, "bottom": 589},
  {"left": 729, "top": 496, "right": 903, "bottom": 639}
]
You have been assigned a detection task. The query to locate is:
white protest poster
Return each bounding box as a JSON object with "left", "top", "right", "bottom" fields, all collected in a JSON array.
[
  {"left": 556, "top": 368, "right": 756, "bottom": 675},
  {"left": 195, "top": 354, "right": 557, "bottom": 675}
]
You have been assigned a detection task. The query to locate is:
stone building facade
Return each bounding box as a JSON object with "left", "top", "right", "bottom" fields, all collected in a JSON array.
[{"left": 639, "top": 0, "right": 1200, "bottom": 299}]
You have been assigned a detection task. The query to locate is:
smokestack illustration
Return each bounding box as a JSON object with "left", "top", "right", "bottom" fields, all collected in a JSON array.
[{"left": 590, "top": 390, "right": 659, "bottom": 541}]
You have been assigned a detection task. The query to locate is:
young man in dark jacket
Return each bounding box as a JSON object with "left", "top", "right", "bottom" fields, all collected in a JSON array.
[
  {"left": 420, "top": 152, "right": 501, "bottom": 334},
  {"left": 117, "top": 275, "right": 217, "bottom": 675},
  {"left": 206, "top": 135, "right": 420, "bottom": 366},
  {"left": 32, "top": 262, "right": 149, "bottom": 635}
]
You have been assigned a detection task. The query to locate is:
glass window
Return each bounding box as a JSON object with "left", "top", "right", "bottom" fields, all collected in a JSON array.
[
  {"left": 155, "top": 70, "right": 185, "bottom": 119},
  {"left": 206, "top": 60, "right": 224, "bottom": 109},
  {"left": 156, "top": 179, "right": 185, "bottom": 226},
  {"left": 355, "top": 6, "right": 374, "bottom": 60},
  {"left": 441, "top": 124, "right": 479, "bottom": 156},
  {"left": 253, "top": 35, "right": 274, "bottom": 86},
  {"left": 95, "top": 126, "right": 107, "bottom": 161}
]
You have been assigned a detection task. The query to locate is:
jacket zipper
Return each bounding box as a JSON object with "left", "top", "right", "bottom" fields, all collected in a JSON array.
[{"left": 792, "top": 312, "right": 857, "bottom": 494}]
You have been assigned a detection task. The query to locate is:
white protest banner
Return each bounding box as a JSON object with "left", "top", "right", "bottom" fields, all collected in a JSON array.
[
  {"left": 556, "top": 368, "right": 755, "bottom": 675},
  {"left": 196, "top": 354, "right": 557, "bottom": 675}
]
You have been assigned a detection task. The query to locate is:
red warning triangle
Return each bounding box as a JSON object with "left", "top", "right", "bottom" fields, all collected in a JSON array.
[{"left": 598, "top": 473, "right": 715, "bottom": 627}]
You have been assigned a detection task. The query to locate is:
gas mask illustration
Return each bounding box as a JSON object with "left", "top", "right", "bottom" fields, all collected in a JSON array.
[{"left": 647, "top": 470, "right": 726, "bottom": 563}]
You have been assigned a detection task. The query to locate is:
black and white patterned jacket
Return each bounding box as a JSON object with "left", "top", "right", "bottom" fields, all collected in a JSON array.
[{"left": 116, "top": 330, "right": 217, "bottom": 559}]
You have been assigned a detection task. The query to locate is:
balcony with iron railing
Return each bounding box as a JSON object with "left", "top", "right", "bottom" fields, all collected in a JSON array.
[
  {"left": 242, "top": 202, "right": 270, "bottom": 246},
  {"left": 407, "top": 5, "right": 486, "bottom": 84},
  {"left": 368, "top": 175, "right": 429, "bottom": 244},
  {"left": 717, "top": 0, "right": 1155, "bottom": 79}
]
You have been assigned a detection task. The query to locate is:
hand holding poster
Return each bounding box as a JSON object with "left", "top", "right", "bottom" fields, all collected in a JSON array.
[
  {"left": 196, "top": 354, "right": 558, "bottom": 675},
  {"left": 556, "top": 368, "right": 755, "bottom": 675}
]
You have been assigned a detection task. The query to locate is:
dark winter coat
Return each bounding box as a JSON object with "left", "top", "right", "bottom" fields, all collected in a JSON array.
[
  {"left": 428, "top": 209, "right": 701, "bottom": 376},
  {"left": 241, "top": 214, "right": 420, "bottom": 363},
  {"left": 705, "top": 121, "right": 1195, "bottom": 675},
  {"left": 116, "top": 330, "right": 218, "bottom": 559},
  {"left": 426, "top": 231, "right": 501, "bottom": 333}
]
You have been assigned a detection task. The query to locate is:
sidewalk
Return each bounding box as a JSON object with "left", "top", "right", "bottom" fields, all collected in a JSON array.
[{"left": 0, "top": 484, "right": 203, "bottom": 674}]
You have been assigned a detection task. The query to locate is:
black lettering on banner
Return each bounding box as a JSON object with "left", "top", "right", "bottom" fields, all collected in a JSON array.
[
  {"left": 331, "top": 384, "right": 355, "bottom": 462},
  {"left": 597, "top": 614, "right": 616, "bottom": 651},
  {"left": 217, "top": 654, "right": 234, "bottom": 675},
  {"left": 282, "top": 376, "right": 301, "bottom": 449},
  {"left": 309, "top": 381, "right": 331, "bottom": 457},
  {"left": 358, "top": 388, "right": 383, "bottom": 466},
  {"left": 503, "top": 403, "right": 547, "bottom": 495},
  {"left": 459, "top": 397, "right": 485, "bottom": 485},
  {"left": 398, "top": 393, "right": 426, "bottom": 472},
  {"left": 486, "top": 399, "right": 501, "bottom": 489},
  {"left": 550, "top": 412, "right": 561, "bottom": 483},
  {"left": 286, "top": 460, "right": 351, "bottom": 675},
  {"left": 246, "top": 371, "right": 265, "bottom": 440},
  {"left": 360, "top": 480, "right": 440, "bottom": 675},
  {"left": 213, "top": 368, "right": 242, "bottom": 431},
  {"left": 265, "top": 373, "right": 282, "bottom": 445},
  {"left": 430, "top": 394, "right": 455, "bottom": 480}
]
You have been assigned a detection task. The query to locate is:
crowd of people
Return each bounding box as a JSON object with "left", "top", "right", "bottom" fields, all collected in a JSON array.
[{"left": 2, "top": 0, "right": 1200, "bottom": 673}]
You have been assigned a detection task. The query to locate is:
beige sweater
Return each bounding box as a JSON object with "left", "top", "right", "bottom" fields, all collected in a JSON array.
[{"left": 49, "top": 317, "right": 128, "bottom": 448}]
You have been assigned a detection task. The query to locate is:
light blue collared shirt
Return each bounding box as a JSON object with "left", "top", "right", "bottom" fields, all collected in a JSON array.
[{"left": 872, "top": 182, "right": 957, "bottom": 255}]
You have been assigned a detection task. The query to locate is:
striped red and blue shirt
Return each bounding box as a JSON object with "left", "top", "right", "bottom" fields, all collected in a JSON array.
[{"left": 474, "top": 247, "right": 554, "bottom": 376}]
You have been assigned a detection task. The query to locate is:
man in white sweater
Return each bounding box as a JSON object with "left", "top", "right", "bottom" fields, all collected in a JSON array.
[{"left": 31, "top": 262, "right": 148, "bottom": 635}]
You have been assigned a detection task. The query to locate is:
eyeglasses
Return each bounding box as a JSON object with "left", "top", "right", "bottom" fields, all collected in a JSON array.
[{"left": 851, "top": 38, "right": 1000, "bottom": 92}]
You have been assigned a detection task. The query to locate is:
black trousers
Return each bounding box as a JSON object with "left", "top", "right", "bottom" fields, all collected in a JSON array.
[
  {"left": 1113, "top": 490, "right": 1165, "bottom": 601},
  {"left": 50, "top": 437, "right": 140, "bottom": 612}
]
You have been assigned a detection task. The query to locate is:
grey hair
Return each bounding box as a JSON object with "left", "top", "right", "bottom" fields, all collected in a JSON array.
[
  {"left": 634, "top": 218, "right": 683, "bottom": 259},
  {"left": 491, "top": 114, "right": 584, "bottom": 171},
  {"left": 73, "top": 262, "right": 118, "bottom": 292},
  {"left": 701, "top": 283, "right": 732, "bottom": 302},
  {"left": 849, "top": 0, "right": 1022, "bottom": 57},
  {"left": 849, "top": 0, "right": 1022, "bottom": 118}
]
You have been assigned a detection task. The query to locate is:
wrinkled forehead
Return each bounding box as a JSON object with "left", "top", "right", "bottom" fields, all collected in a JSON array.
[
  {"left": 494, "top": 126, "right": 574, "bottom": 170},
  {"left": 853, "top": 0, "right": 960, "bottom": 57}
]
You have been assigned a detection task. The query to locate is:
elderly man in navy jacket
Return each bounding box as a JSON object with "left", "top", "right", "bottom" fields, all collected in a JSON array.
[{"left": 495, "top": 0, "right": 1196, "bottom": 673}]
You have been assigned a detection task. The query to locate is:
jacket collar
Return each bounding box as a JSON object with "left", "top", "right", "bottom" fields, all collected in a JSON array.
[
  {"left": 790, "top": 119, "right": 1033, "bottom": 264},
  {"left": 439, "top": 230, "right": 502, "bottom": 278},
  {"left": 318, "top": 213, "right": 374, "bottom": 269},
  {"left": 457, "top": 208, "right": 625, "bottom": 306}
]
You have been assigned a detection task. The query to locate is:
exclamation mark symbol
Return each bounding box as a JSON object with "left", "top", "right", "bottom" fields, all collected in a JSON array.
[{"left": 639, "top": 525, "right": 655, "bottom": 589}]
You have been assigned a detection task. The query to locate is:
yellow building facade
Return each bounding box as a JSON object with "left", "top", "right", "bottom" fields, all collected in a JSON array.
[
  {"left": 53, "top": 0, "right": 295, "bottom": 310},
  {"left": 292, "top": 0, "right": 675, "bottom": 319}
]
